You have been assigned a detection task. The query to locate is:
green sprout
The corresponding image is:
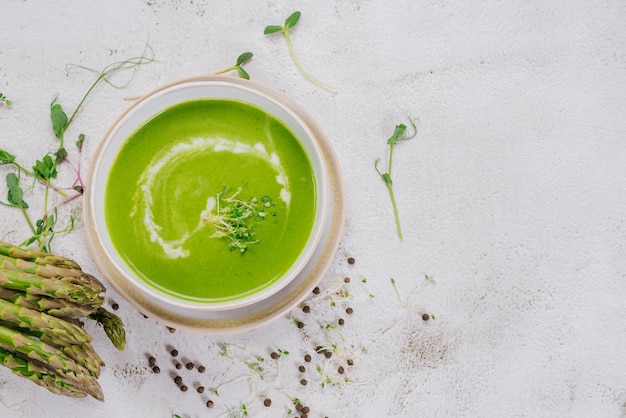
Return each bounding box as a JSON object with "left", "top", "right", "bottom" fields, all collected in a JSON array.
[
  {"left": 213, "top": 52, "right": 254, "bottom": 80},
  {"left": 0, "top": 45, "right": 153, "bottom": 253},
  {"left": 0, "top": 92, "right": 12, "bottom": 106},
  {"left": 202, "top": 186, "right": 273, "bottom": 253},
  {"left": 375, "top": 118, "right": 418, "bottom": 240},
  {"left": 264, "top": 11, "right": 338, "bottom": 94}
]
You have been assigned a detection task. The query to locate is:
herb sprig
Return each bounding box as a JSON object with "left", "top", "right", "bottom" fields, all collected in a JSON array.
[
  {"left": 264, "top": 11, "right": 338, "bottom": 94},
  {"left": 202, "top": 187, "right": 274, "bottom": 253},
  {"left": 0, "top": 46, "right": 154, "bottom": 252},
  {"left": 375, "top": 118, "right": 418, "bottom": 240},
  {"left": 212, "top": 52, "right": 254, "bottom": 80}
]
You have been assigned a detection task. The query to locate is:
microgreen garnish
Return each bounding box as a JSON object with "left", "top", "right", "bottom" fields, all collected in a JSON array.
[
  {"left": 212, "top": 52, "right": 254, "bottom": 80},
  {"left": 0, "top": 46, "right": 153, "bottom": 252},
  {"left": 264, "top": 11, "right": 338, "bottom": 94},
  {"left": 202, "top": 186, "right": 273, "bottom": 253},
  {"left": 0, "top": 92, "right": 12, "bottom": 106},
  {"left": 391, "top": 275, "right": 435, "bottom": 316},
  {"left": 375, "top": 117, "right": 418, "bottom": 240}
]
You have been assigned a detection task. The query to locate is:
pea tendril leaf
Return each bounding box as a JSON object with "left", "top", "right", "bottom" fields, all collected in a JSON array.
[
  {"left": 0, "top": 45, "right": 154, "bottom": 252},
  {"left": 375, "top": 117, "right": 418, "bottom": 240}
]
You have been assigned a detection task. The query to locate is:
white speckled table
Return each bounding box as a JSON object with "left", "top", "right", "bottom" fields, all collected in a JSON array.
[{"left": 1, "top": 1, "right": 626, "bottom": 417}]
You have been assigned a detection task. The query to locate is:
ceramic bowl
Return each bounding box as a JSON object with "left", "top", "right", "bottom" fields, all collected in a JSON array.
[{"left": 84, "top": 76, "right": 344, "bottom": 333}]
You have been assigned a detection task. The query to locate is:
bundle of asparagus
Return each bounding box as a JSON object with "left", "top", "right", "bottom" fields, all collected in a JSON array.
[{"left": 0, "top": 241, "right": 125, "bottom": 401}]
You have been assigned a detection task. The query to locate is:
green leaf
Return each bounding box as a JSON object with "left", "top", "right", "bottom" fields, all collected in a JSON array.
[
  {"left": 285, "top": 11, "right": 301, "bottom": 29},
  {"left": 381, "top": 173, "right": 392, "bottom": 186},
  {"left": 264, "top": 25, "right": 283, "bottom": 35},
  {"left": 55, "top": 147, "right": 68, "bottom": 162},
  {"left": 76, "top": 133, "right": 85, "bottom": 150},
  {"left": 33, "top": 155, "right": 57, "bottom": 182},
  {"left": 0, "top": 149, "right": 15, "bottom": 165},
  {"left": 236, "top": 52, "right": 253, "bottom": 66},
  {"left": 50, "top": 98, "right": 69, "bottom": 139},
  {"left": 6, "top": 173, "right": 28, "bottom": 209},
  {"left": 387, "top": 123, "right": 407, "bottom": 146},
  {"left": 237, "top": 67, "right": 250, "bottom": 80}
]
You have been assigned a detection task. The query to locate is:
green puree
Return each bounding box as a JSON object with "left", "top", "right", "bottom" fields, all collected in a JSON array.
[{"left": 105, "top": 99, "right": 316, "bottom": 302}]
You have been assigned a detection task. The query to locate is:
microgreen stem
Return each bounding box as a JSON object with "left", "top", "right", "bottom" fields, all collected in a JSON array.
[
  {"left": 19, "top": 207, "right": 36, "bottom": 237},
  {"left": 375, "top": 117, "right": 418, "bottom": 240},
  {"left": 265, "top": 11, "right": 338, "bottom": 94},
  {"left": 283, "top": 29, "right": 338, "bottom": 94},
  {"left": 64, "top": 43, "right": 155, "bottom": 133}
]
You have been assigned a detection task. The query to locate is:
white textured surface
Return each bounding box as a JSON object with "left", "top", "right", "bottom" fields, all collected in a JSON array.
[{"left": 1, "top": 1, "right": 626, "bottom": 417}]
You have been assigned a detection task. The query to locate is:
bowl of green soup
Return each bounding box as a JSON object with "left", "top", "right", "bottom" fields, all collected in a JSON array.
[{"left": 84, "top": 76, "right": 344, "bottom": 333}]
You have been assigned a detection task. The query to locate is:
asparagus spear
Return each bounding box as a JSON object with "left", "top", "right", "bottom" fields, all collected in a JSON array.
[
  {"left": 0, "top": 254, "right": 105, "bottom": 293},
  {"left": 0, "top": 324, "right": 103, "bottom": 400},
  {"left": 0, "top": 299, "right": 91, "bottom": 344},
  {"left": 0, "top": 347, "right": 89, "bottom": 398},
  {"left": 0, "top": 320, "right": 102, "bottom": 378},
  {"left": 88, "top": 307, "right": 126, "bottom": 351},
  {"left": 0, "top": 287, "right": 95, "bottom": 320},
  {"left": 0, "top": 267, "right": 103, "bottom": 308},
  {"left": 0, "top": 242, "right": 81, "bottom": 270}
]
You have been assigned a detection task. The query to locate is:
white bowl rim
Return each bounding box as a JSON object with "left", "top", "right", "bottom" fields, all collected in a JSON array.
[{"left": 87, "top": 75, "right": 330, "bottom": 311}]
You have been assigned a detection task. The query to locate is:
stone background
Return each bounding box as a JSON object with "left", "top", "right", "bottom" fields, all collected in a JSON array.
[{"left": 1, "top": 1, "right": 625, "bottom": 417}]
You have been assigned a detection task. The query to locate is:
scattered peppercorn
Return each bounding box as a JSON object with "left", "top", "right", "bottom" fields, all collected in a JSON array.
[
  {"left": 270, "top": 352, "right": 279, "bottom": 360},
  {"left": 297, "top": 321, "right": 305, "bottom": 329},
  {"left": 302, "top": 406, "right": 310, "bottom": 413},
  {"left": 312, "top": 286, "right": 320, "bottom": 295},
  {"left": 325, "top": 351, "right": 332, "bottom": 359},
  {"left": 174, "top": 376, "right": 182, "bottom": 385},
  {"left": 198, "top": 365, "right": 206, "bottom": 373},
  {"left": 422, "top": 313, "right": 430, "bottom": 321},
  {"left": 264, "top": 399, "right": 272, "bottom": 407},
  {"left": 301, "top": 414, "right": 308, "bottom": 418},
  {"left": 170, "top": 349, "right": 178, "bottom": 357},
  {"left": 338, "top": 318, "right": 345, "bottom": 326},
  {"left": 298, "top": 365, "right": 306, "bottom": 373},
  {"left": 111, "top": 302, "right": 119, "bottom": 310},
  {"left": 346, "top": 307, "right": 354, "bottom": 315},
  {"left": 180, "top": 385, "right": 188, "bottom": 392},
  {"left": 175, "top": 362, "right": 182, "bottom": 370},
  {"left": 295, "top": 403, "right": 304, "bottom": 411},
  {"left": 302, "top": 305, "right": 311, "bottom": 313},
  {"left": 347, "top": 359, "right": 354, "bottom": 366},
  {"left": 167, "top": 327, "right": 176, "bottom": 333},
  {"left": 347, "top": 257, "right": 355, "bottom": 265},
  {"left": 197, "top": 386, "right": 205, "bottom": 394},
  {"left": 152, "top": 366, "right": 160, "bottom": 374},
  {"left": 185, "top": 362, "right": 194, "bottom": 370},
  {"left": 148, "top": 356, "right": 156, "bottom": 365},
  {"left": 315, "top": 346, "right": 323, "bottom": 353},
  {"left": 206, "top": 400, "right": 214, "bottom": 408},
  {"left": 300, "top": 379, "right": 308, "bottom": 386},
  {"left": 304, "top": 354, "right": 311, "bottom": 362},
  {"left": 338, "top": 366, "right": 345, "bottom": 374},
  {"left": 344, "top": 277, "right": 350, "bottom": 283}
]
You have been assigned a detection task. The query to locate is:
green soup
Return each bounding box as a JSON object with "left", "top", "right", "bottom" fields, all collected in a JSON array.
[{"left": 105, "top": 99, "right": 316, "bottom": 302}]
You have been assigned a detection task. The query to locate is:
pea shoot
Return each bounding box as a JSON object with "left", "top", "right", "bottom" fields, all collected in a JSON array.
[
  {"left": 212, "top": 52, "right": 254, "bottom": 80},
  {"left": 0, "top": 92, "right": 12, "bottom": 106},
  {"left": 374, "top": 118, "right": 418, "bottom": 240},
  {"left": 202, "top": 187, "right": 274, "bottom": 253},
  {"left": 0, "top": 45, "right": 154, "bottom": 252},
  {"left": 264, "top": 11, "right": 338, "bottom": 94}
]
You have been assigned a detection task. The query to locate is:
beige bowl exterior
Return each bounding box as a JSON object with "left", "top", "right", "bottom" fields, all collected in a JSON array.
[{"left": 83, "top": 75, "right": 345, "bottom": 333}]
